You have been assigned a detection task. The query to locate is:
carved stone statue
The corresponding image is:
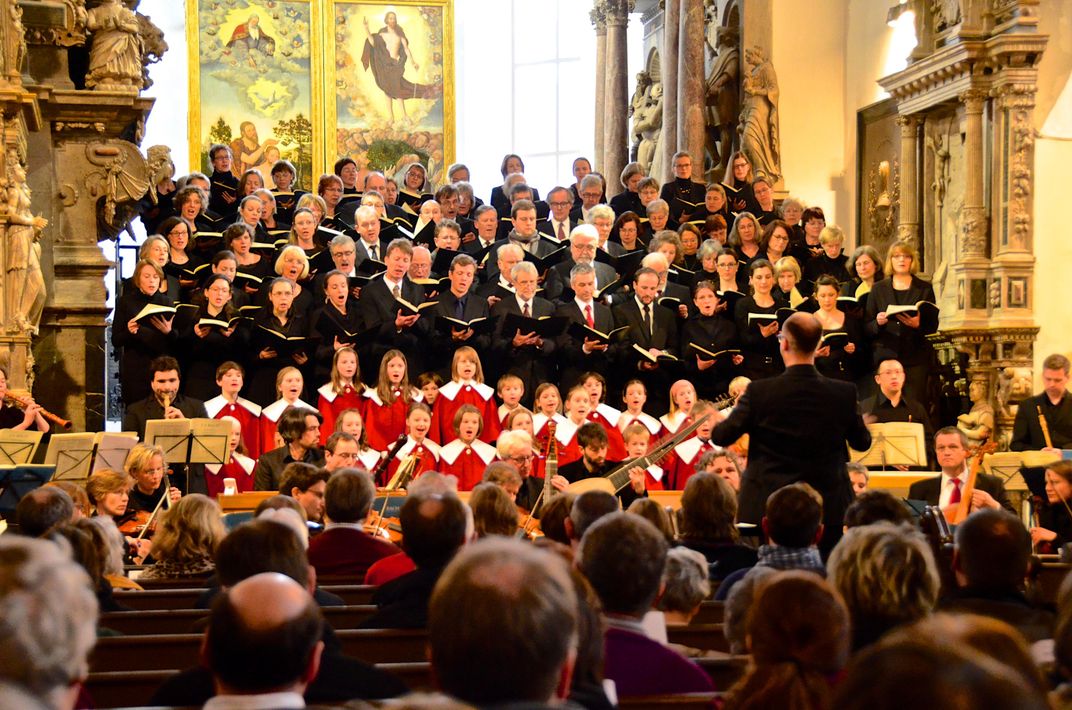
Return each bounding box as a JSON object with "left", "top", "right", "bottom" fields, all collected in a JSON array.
[
  {"left": 957, "top": 378, "right": 994, "bottom": 449},
  {"left": 145, "top": 144, "right": 175, "bottom": 201},
  {"left": 632, "top": 74, "right": 663, "bottom": 176},
  {"left": 135, "top": 10, "right": 168, "bottom": 90},
  {"left": 705, "top": 25, "right": 739, "bottom": 183},
  {"left": 85, "top": 0, "right": 143, "bottom": 93},
  {"left": 629, "top": 70, "right": 652, "bottom": 162},
  {"left": 4, "top": 154, "right": 47, "bottom": 335},
  {"left": 738, "top": 46, "right": 781, "bottom": 184},
  {"left": 932, "top": 0, "right": 962, "bottom": 31}
]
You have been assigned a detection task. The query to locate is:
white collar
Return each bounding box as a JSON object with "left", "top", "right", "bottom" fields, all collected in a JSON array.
[
  {"left": 659, "top": 411, "right": 688, "bottom": 433},
  {"left": 363, "top": 387, "right": 421, "bottom": 407},
  {"left": 943, "top": 468, "right": 968, "bottom": 485},
  {"left": 533, "top": 412, "right": 567, "bottom": 435},
  {"left": 383, "top": 274, "right": 402, "bottom": 291},
  {"left": 674, "top": 437, "right": 709, "bottom": 463},
  {"left": 515, "top": 294, "right": 532, "bottom": 311},
  {"left": 635, "top": 295, "right": 652, "bottom": 312},
  {"left": 357, "top": 449, "right": 382, "bottom": 470},
  {"left": 623, "top": 411, "right": 661, "bottom": 435},
  {"left": 396, "top": 436, "right": 440, "bottom": 460},
  {"left": 262, "top": 397, "right": 312, "bottom": 422},
  {"left": 593, "top": 403, "right": 621, "bottom": 426},
  {"left": 498, "top": 403, "right": 518, "bottom": 420},
  {"left": 203, "top": 690, "right": 305, "bottom": 709},
  {"left": 438, "top": 380, "right": 494, "bottom": 401},
  {"left": 439, "top": 438, "right": 498, "bottom": 465},
  {"left": 204, "top": 395, "right": 261, "bottom": 418},
  {"left": 646, "top": 464, "right": 664, "bottom": 482},
  {"left": 555, "top": 418, "right": 584, "bottom": 445},
  {"left": 575, "top": 297, "right": 594, "bottom": 312},
  {"left": 205, "top": 453, "right": 255, "bottom": 475}
]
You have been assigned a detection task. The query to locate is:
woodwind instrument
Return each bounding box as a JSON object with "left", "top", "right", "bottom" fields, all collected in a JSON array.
[
  {"left": 4, "top": 393, "right": 72, "bottom": 430},
  {"left": 1038, "top": 406, "right": 1054, "bottom": 448},
  {"left": 161, "top": 392, "right": 171, "bottom": 414}
]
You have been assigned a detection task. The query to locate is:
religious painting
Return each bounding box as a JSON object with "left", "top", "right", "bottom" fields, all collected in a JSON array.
[
  {"left": 327, "top": 0, "right": 454, "bottom": 188},
  {"left": 856, "top": 99, "right": 901, "bottom": 263},
  {"left": 188, "top": 0, "right": 321, "bottom": 190},
  {"left": 1008, "top": 277, "right": 1028, "bottom": 309}
]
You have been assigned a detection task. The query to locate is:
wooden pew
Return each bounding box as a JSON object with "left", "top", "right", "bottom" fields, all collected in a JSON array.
[
  {"left": 112, "top": 584, "right": 378, "bottom": 611},
  {"left": 320, "top": 584, "right": 377, "bottom": 606},
  {"left": 694, "top": 654, "right": 750, "bottom": 689},
  {"left": 378, "top": 661, "right": 433, "bottom": 691},
  {"left": 667, "top": 624, "right": 729, "bottom": 653},
  {"left": 1033, "top": 562, "right": 1071, "bottom": 606},
  {"left": 91, "top": 628, "right": 431, "bottom": 673},
  {"left": 620, "top": 692, "right": 723, "bottom": 708},
  {"left": 100, "top": 604, "right": 378, "bottom": 636},
  {"left": 83, "top": 670, "right": 174, "bottom": 710},
  {"left": 692, "top": 600, "right": 724, "bottom": 625}
]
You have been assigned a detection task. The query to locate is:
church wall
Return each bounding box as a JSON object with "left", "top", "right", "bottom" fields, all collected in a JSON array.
[{"left": 1029, "top": 1, "right": 1072, "bottom": 384}]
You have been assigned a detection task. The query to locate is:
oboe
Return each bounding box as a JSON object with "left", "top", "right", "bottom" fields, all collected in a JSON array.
[{"left": 1038, "top": 405, "right": 1054, "bottom": 448}]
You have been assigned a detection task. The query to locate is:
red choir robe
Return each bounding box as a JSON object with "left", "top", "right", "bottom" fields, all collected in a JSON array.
[
  {"left": 383, "top": 436, "right": 440, "bottom": 487},
  {"left": 664, "top": 437, "right": 716, "bottom": 490},
  {"left": 363, "top": 388, "right": 422, "bottom": 452},
  {"left": 429, "top": 380, "right": 501, "bottom": 445},
  {"left": 618, "top": 410, "right": 662, "bottom": 438},
  {"left": 550, "top": 418, "right": 589, "bottom": 469},
  {"left": 498, "top": 403, "right": 520, "bottom": 430},
  {"left": 204, "top": 395, "right": 262, "bottom": 460},
  {"left": 659, "top": 410, "right": 692, "bottom": 439},
  {"left": 204, "top": 453, "right": 256, "bottom": 498},
  {"left": 587, "top": 404, "right": 627, "bottom": 462},
  {"left": 259, "top": 397, "right": 315, "bottom": 454},
  {"left": 317, "top": 383, "right": 367, "bottom": 446},
  {"left": 532, "top": 412, "right": 568, "bottom": 450},
  {"left": 438, "top": 438, "right": 499, "bottom": 491},
  {"left": 355, "top": 447, "right": 385, "bottom": 474}
]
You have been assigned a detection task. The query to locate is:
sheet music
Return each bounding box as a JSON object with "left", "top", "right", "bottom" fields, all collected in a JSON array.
[
  {"left": 0, "top": 429, "right": 44, "bottom": 465},
  {"left": 189, "top": 419, "right": 233, "bottom": 465},
  {"left": 94, "top": 433, "right": 139, "bottom": 472},
  {"left": 44, "top": 433, "right": 96, "bottom": 481},
  {"left": 848, "top": 422, "right": 926, "bottom": 468},
  {"left": 144, "top": 419, "right": 195, "bottom": 462}
]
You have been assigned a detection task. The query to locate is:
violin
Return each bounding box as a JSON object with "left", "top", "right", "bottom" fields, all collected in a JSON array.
[{"left": 365, "top": 434, "right": 413, "bottom": 543}]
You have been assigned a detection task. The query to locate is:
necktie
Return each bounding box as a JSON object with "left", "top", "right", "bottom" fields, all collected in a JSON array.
[
  {"left": 557, "top": 222, "right": 565, "bottom": 241},
  {"left": 370, "top": 244, "right": 379, "bottom": 261},
  {"left": 642, "top": 304, "right": 652, "bottom": 336},
  {"left": 949, "top": 478, "right": 962, "bottom": 506},
  {"left": 392, "top": 284, "right": 401, "bottom": 300},
  {"left": 523, "top": 302, "right": 531, "bottom": 318},
  {"left": 584, "top": 304, "right": 594, "bottom": 328},
  {"left": 455, "top": 297, "right": 466, "bottom": 319}
]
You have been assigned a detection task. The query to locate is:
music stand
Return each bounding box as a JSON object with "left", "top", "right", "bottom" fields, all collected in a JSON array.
[
  {"left": 848, "top": 422, "right": 926, "bottom": 470},
  {"left": 45, "top": 432, "right": 139, "bottom": 485},
  {"left": 0, "top": 465, "right": 56, "bottom": 519},
  {"left": 0, "top": 429, "right": 44, "bottom": 466},
  {"left": 144, "top": 419, "right": 233, "bottom": 494}
]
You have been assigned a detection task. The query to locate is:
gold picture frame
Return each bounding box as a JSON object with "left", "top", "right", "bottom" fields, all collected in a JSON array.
[
  {"left": 324, "top": 0, "right": 455, "bottom": 188},
  {"left": 187, "top": 0, "right": 324, "bottom": 191}
]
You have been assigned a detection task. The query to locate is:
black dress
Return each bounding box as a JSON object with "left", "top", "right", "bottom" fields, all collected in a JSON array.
[
  {"left": 734, "top": 296, "right": 783, "bottom": 381},
  {"left": 176, "top": 302, "right": 250, "bottom": 402},
  {"left": 112, "top": 289, "right": 177, "bottom": 405},
  {"left": 1038, "top": 504, "right": 1072, "bottom": 550},
  {"left": 815, "top": 311, "right": 866, "bottom": 384},
  {"left": 247, "top": 310, "right": 311, "bottom": 406},
  {"left": 865, "top": 276, "right": 937, "bottom": 403},
  {"left": 680, "top": 313, "right": 742, "bottom": 400},
  {"left": 311, "top": 301, "right": 364, "bottom": 384}
]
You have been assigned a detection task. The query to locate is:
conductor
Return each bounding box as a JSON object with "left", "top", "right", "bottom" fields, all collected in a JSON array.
[{"left": 710, "top": 312, "right": 871, "bottom": 553}]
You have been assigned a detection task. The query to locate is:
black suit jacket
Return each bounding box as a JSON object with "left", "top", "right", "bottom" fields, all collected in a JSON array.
[
  {"left": 542, "top": 259, "right": 619, "bottom": 303},
  {"left": 426, "top": 290, "right": 492, "bottom": 375},
  {"left": 537, "top": 217, "right": 580, "bottom": 241},
  {"left": 358, "top": 276, "right": 429, "bottom": 377},
  {"left": 489, "top": 295, "right": 558, "bottom": 396},
  {"left": 711, "top": 365, "right": 871, "bottom": 552},
  {"left": 555, "top": 300, "right": 615, "bottom": 390},
  {"left": 611, "top": 299, "right": 679, "bottom": 414},
  {"left": 484, "top": 235, "right": 560, "bottom": 282},
  {"left": 1011, "top": 392, "right": 1072, "bottom": 451},
  {"left": 122, "top": 394, "right": 209, "bottom": 495},
  {"left": 906, "top": 472, "right": 1016, "bottom": 514}
]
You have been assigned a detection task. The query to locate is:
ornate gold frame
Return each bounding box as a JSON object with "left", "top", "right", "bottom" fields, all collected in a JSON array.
[
  {"left": 187, "top": 0, "right": 325, "bottom": 187},
  {"left": 187, "top": 0, "right": 453, "bottom": 186}
]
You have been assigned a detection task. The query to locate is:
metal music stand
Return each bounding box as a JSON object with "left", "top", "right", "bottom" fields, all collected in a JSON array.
[{"left": 849, "top": 422, "right": 926, "bottom": 470}]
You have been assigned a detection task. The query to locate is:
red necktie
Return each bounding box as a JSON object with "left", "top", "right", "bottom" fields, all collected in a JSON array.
[
  {"left": 523, "top": 302, "right": 530, "bottom": 318},
  {"left": 557, "top": 222, "right": 565, "bottom": 241},
  {"left": 949, "top": 478, "right": 962, "bottom": 505},
  {"left": 584, "top": 304, "right": 594, "bottom": 328}
]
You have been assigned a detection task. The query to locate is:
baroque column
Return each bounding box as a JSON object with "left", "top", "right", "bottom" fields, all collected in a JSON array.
[
  {"left": 602, "top": 0, "right": 633, "bottom": 198},
  {"left": 678, "top": 0, "right": 705, "bottom": 169},
  {"left": 895, "top": 114, "right": 920, "bottom": 250},
  {"left": 660, "top": 0, "right": 680, "bottom": 183},
  {"left": 591, "top": 2, "right": 607, "bottom": 172},
  {"left": 958, "top": 87, "right": 989, "bottom": 261}
]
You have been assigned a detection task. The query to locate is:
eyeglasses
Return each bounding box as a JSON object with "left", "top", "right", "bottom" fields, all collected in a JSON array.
[
  {"left": 507, "top": 454, "right": 534, "bottom": 463},
  {"left": 549, "top": 201, "right": 571, "bottom": 208},
  {"left": 332, "top": 250, "right": 356, "bottom": 258}
]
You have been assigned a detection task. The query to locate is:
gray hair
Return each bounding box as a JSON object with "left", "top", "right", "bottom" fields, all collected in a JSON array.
[
  {"left": 85, "top": 515, "right": 126, "bottom": 578},
  {"left": 354, "top": 204, "right": 378, "bottom": 224},
  {"left": 646, "top": 199, "right": 670, "bottom": 217},
  {"left": 587, "top": 204, "right": 615, "bottom": 224},
  {"left": 579, "top": 174, "right": 602, "bottom": 192},
  {"left": 511, "top": 261, "right": 538, "bottom": 280},
  {"left": 570, "top": 224, "right": 599, "bottom": 243},
  {"left": 496, "top": 429, "right": 533, "bottom": 459},
  {"left": 659, "top": 547, "right": 711, "bottom": 614},
  {"left": 0, "top": 536, "right": 98, "bottom": 704},
  {"left": 329, "top": 233, "right": 356, "bottom": 251},
  {"left": 696, "top": 239, "right": 723, "bottom": 262},
  {"left": 724, "top": 566, "right": 778, "bottom": 654},
  {"left": 497, "top": 243, "right": 524, "bottom": 262},
  {"left": 570, "top": 262, "right": 596, "bottom": 282}
]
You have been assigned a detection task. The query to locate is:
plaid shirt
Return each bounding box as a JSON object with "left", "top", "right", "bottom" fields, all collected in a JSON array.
[{"left": 755, "top": 544, "right": 825, "bottom": 574}]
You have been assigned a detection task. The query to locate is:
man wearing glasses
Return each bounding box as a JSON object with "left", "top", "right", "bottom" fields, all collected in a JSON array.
[
  {"left": 542, "top": 224, "right": 617, "bottom": 302},
  {"left": 496, "top": 429, "right": 543, "bottom": 514},
  {"left": 538, "top": 186, "right": 579, "bottom": 243},
  {"left": 324, "top": 432, "right": 361, "bottom": 473}
]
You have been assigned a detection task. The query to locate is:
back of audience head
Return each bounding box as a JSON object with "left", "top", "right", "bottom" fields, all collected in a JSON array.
[
  {"left": 538, "top": 491, "right": 575, "bottom": 546},
  {"left": 843, "top": 489, "right": 912, "bottom": 529},
  {"left": 627, "top": 497, "right": 676, "bottom": 543},
  {"left": 407, "top": 470, "right": 459, "bottom": 496},
  {"left": 84, "top": 516, "right": 126, "bottom": 580},
  {"left": 827, "top": 522, "right": 939, "bottom": 650},
  {"left": 469, "top": 482, "right": 518, "bottom": 538},
  {"left": 578, "top": 512, "right": 667, "bottom": 618},
  {"left": 216, "top": 518, "right": 310, "bottom": 590},
  {"left": 724, "top": 566, "right": 778, "bottom": 655},
  {"left": 566, "top": 490, "right": 619, "bottom": 545},
  {"left": 833, "top": 628, "right": 1048, "bottom": 710},
  {"left": 16, "top": 486, "right": 74, "bottom": 537},
  {"left": 726, "top": 571, "right": 850, "bottom": 710},
  {"left": 151, "top": 493, "right": 225, "bottom": 564},
  {"left": 680, "top": 471, "right": 739, "bottom": 542},
  {"left": 255, "top": 505, "right": 310, "bottom": 549},
  {"left": 206, "top": 572, "right": 324, "bottom": 696},
  {"left": 400, "top": 491, "right": 468, "bottom": 569},
  {"left": 429, "top": 538, "right": 578, "bottom": 706},
  {"left": 47, "top": 481, "right": 91, "bottom": 520},
  {"left": 953, "top": 508, "right": 1031, "bottom": 593},
  {"left": 658, "top": 547, "right": 710, "bottom": 623},
  {"left": 763, "top": 482, "right": 823, "bottom": 548},
  {"left": 0, "top": 536, "right": 98, "bottom": 710},
  {"left": 324, "top": 467, "right": 375, "bottom": 524}
]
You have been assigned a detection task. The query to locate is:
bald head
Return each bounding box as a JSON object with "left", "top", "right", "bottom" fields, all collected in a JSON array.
[
  {"left": 207, "top": 572, "right": 323, "bottom": 693},
  {"left": 781, "top": 312, "right": 822, "bottom": 356}
]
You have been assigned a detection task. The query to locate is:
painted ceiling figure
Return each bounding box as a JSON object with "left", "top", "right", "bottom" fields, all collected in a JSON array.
[{"left": 227, "top": 14, "right": 276, "bottom": 58}]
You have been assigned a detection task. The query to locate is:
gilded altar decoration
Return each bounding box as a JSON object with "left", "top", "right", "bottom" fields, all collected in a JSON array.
[
  {"left": 188, "top": 0, "right": 317, "bottom": 189},
  {"left": 738, "top": 46, "right": 781, "bottom": 184},
  {"left": 867, "top": 159, "right": 899, "bottom": 244},
  {"left": 328, "top": 0, "right": 454, "bottom": 188}
]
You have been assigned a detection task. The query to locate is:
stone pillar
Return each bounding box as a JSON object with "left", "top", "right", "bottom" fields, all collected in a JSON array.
[
  {"left": 602, "top": 0, "right": 633, "bottom": 198},
  {"left": 678, "top": 0, "right": 706, "bottom": 170},
  {"left": 660, "top": 0, "right": 680, "bottom": 183},
  {"left": 895, "top": 114, "right": 920, "bottom": 250},
  {"left": 591, "top": 2, "right": 607, "bottom": 173},
  {"left": 958, "top": 88, "right": 989, "bottom": 260}
]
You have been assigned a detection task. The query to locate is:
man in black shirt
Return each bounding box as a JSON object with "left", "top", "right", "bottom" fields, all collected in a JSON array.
[
  {"left": 860, "top": 359, "right": 934, "bottom": 467},
  {"left": 254, "top": 406, "right": 326, "bottom": 491},
  {"left": 555, "top": 422, "right": 647, "bottom": 508},
  {"left": 1011, "top": 353, "right": 1072, "bottom": 452}
]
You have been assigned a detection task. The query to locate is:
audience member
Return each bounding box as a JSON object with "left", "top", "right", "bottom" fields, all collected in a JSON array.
[
  {"left": 307, "top": 468, "right": 399, "bottom": 579},
  {"left": 15, "top": 486, "right": 74, "bottom": 537},
  {"left": 677, "top": 472, "right": 757, "bottom": 581},
  {"left": 658, "top": 547, "right": 711, "bottom": 625},
  {"left": 564, "top": 489, "right": 619, "bottom": 549},
  {"left": 843, "top": 489, "right": 913, "bottom": 528},
  {"left": 139, "top": 494, "right": 225, "bottom": 580}
]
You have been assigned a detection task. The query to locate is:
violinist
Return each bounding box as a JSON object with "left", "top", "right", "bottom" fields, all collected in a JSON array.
[
  {"left": 1030, "top": 461, "right": 1072, "bottom": 551},
  {"left": 86, "top": 468, "right": 150, "bottom": 562},
  {"left": 124, "top": 443, "right": 182, "bottom": 514}
]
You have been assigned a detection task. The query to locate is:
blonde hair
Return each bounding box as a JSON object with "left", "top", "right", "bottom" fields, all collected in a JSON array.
[
  {"left": 274, "top": 245, "right": 311, "bottom": 280},
  {"left": 819, "top": 224, "right": 845, "bottom": 246},
  {"left": 124, "top": 443, "right": 165, "bottom": 478},
  {"left": 451, "top": 346, "right": 485, "bottom": 384},
  {"left": 668, "top": 380, "right": 697, "bottom": 416},
  {"left": 150, "top": 494, "right": 225, "bottom": 563},
  {"left": 330, "top": 346, "right": 362, "bottom": 394},
  {"left": 884, "top": 241, "right": 920, "bottom": 277},
  {"left": 773, "top": 256, "right": 802, "bottom": 281},
  {"left": 296, "top": 192, "right": 327, "bottom": 215},
  {"left": 275, "top": 366, "right": 303, "bottom": 398},
  {"left": 86, "top": 469, "right": 132, "bottom": 505}
]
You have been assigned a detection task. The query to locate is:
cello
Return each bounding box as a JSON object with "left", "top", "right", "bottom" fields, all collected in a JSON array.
[
  {"left": 518, "top": 421, "right": 557, "bottom": 539},
  {"left": 946, "top": 438, "right": 998, "bottom": 525}
]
